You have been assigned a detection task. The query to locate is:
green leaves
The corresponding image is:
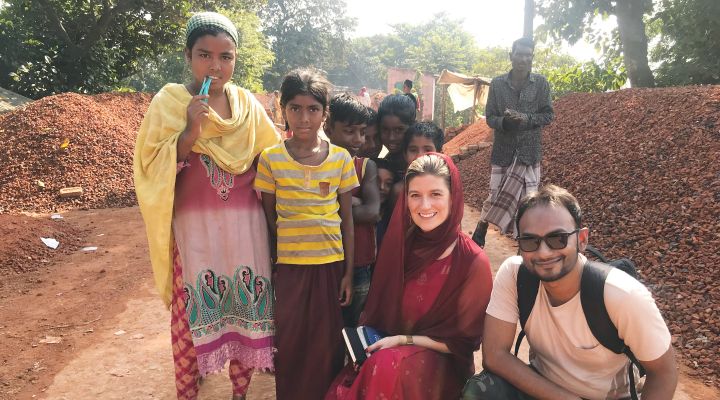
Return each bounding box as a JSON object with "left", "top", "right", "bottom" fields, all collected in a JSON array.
[
  {"left": 0, "top": 0, "right": 275, "bottom": 97},
  {"left": 537, "top": 0, "right": 655, "bottom": 87},
  {"left": 541, "top": 58, "right": 627, "bottom": 99},
  {"left": 651, "top": 0, "right": 720, "bottom": 85},
  {"left": 260, "top": 0, "right": 356, "bottom": 89},
  {"left": 331, "top": 14, "right": 485, "bottom": 91},
  {"left": 402, "top": 13, "right": 480, "bottom": 74},
  {"left": 0, "top": 0, "right": 192, "bottom": 98}
]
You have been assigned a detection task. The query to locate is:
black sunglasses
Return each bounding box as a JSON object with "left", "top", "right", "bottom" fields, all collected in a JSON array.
[{"left": 516, "top": 229, "right": 580, "bottom": 252}]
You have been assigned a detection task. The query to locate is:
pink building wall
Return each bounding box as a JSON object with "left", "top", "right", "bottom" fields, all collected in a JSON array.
[{"left": 386, "top": 67, "right": 435, "bottom": 121}]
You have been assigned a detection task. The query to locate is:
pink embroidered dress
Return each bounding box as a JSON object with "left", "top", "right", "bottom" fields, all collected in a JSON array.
[{"left": 173, "top": 152, "right": 274, "bottom": 374}]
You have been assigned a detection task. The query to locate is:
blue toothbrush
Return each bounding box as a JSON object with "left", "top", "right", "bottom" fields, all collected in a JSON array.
[{"left": 199, "top": 76, "right": 212, "bottom": 101}]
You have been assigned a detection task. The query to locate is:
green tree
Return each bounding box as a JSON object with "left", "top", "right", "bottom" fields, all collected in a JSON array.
[
  {"left": 332, "top": 36, "right": 390, "bottom": 90},
  {"left": 230, "top": 9, "right": 275, "bottom": 92},
  {"left": 121, "top": 52, "right": 188, "bottom": 93},
  {"left": 541, "top": 58, "right": 626, "bottom": 99},
  {"left": 403, "top": 14, "right": 481, "bottom": 74},
  {"left": 470, "top": 44, "right": 576, "bottom": 81},
  {"left": 651, "top": 0, "right": 720, "bottom": 86},
  {"left": 333, "top": 14, "right": 483, "bottom": 91},
  {"left": 0, "top": 0, "right": 189, "bottom": 98},
  {"left": 536, "top": 0, "right": 655, "bottom": 88},
  {"left": 471, "top": 47, "right": 511, "bottom": 78},
  {"left": 260, "top": 0, "right": 356, "bottom": 89}
]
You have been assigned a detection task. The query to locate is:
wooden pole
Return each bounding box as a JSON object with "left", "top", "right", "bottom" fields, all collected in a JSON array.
[
  {"left": 471, "top": 83, "right": 478, "bottom": 123},
  {"left": 441, "top": 84, "right": 447, "bottom": 131}
]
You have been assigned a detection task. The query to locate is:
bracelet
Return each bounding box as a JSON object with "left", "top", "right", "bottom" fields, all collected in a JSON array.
[{"left": 405, "top": 335, "right": 413, "bottom": 345}]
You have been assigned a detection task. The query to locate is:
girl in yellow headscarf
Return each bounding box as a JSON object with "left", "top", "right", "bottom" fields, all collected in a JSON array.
[{"left": 133, "top": 12, "right": 280, "bottom": 400}]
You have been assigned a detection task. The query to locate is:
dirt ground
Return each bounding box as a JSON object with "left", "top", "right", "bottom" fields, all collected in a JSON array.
[{"left": 0, "top": 206, "right": 717, "bottom": 399}]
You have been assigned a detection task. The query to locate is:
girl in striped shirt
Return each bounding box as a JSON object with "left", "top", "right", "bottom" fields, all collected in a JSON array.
[{"left": 254, "top": 68, "right": 358, "bottom": 400}]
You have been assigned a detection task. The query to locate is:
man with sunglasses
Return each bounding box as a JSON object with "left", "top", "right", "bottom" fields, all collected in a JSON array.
[{"left": 463, "top": 185, "right": 677, "bottom": 400}]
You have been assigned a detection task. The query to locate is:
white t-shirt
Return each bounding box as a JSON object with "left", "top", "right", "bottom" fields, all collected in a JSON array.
[{"left": 486, "top": 255, "right": 671, "bottom": 400}]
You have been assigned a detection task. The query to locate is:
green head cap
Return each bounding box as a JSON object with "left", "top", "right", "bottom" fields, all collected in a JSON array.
[{"left": 186, "top": 12, "right": 239, "bottom": 47}]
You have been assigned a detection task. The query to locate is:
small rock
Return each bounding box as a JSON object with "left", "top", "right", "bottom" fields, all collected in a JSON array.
[
  {"left": 39, "top": 336, "right": 62, "bottom": 344},
  {"left": 108, "top": 368, "right": 129, "bottom": 377}
]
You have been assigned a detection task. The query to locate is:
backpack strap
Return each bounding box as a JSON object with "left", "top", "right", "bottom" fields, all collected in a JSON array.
[
  {"left": 585, "top": 244, "right": 609, "bottom": 263},
  {"left": 581, "top": 261, "right": 646, "bottom": 400},
  {"left": 585, "top": 245, "right": 638, "bottom": 279},
  {"left": 514, "top": 264, "right": 540, "bottom": 356}
]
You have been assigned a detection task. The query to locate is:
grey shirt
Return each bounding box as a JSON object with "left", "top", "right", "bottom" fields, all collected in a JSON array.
[{"left": 486, "top": 71, "right": 554, "bottom": 167}]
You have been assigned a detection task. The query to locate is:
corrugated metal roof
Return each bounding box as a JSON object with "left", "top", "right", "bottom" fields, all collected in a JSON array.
[{"left": 0, "top": 87, "right": 32, "bottom": 114}]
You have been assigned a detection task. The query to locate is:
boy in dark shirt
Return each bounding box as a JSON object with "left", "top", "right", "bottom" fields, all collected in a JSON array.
[{"left": 326, "top": 94, "right": 381, "bottom": 327}]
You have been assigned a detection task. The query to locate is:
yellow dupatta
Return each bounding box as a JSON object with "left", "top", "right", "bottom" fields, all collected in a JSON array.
[{"left": 133, "top": 83, "right": 280, "bottom": 307}]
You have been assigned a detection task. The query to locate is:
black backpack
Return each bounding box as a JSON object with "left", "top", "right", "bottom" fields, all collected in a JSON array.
[{"left": 514, "top": 245, "right": 645, "bottom": 400}]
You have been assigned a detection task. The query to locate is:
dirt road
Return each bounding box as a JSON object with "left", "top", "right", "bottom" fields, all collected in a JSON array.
[{"left": 0, "top": 207, "right": 715, "bottom": 399}]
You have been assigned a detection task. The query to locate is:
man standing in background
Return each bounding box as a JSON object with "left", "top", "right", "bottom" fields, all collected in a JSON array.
[
  {"left": 358, "top": 87, "right": 371, "bottom": 107},
  {"left": 472, "top": 37, "right": 554, "bottom": 248},
  {"left": 402, "top": 79, "right": 419, "bottom": 112}
]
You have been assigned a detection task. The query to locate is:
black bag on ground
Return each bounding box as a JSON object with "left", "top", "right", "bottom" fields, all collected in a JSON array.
[{"left": 514, "top": 245, "right": 645, "bottom": 400}]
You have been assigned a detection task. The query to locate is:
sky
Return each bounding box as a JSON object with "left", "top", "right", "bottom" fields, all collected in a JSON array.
[{"left": 345, "top": 0, "right": 610, "bottom": 62}]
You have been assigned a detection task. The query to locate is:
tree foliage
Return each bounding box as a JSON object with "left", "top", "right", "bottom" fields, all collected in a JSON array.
[
  {"left": 651, "top": 0, "right": 720, "bottom": 86},
  {"left": 331, "top": 36, "right": 391, "bottom": 90},
  {"left": 536, "top": 0, "right": 655, "bottom": 87},
  {"left": 0, "top": 0, "right": 189, "bottom": 98},
  {"left": 336, "top": 14, "right": 483, "bottom": 90},
  {"left": 260, "top": 0, "right": 355, "bottom": 89},
  {"left": 471, "top": 47, "right": 511, "bottom": 79},
  {"left": 541, "top": 59, "right": 626, "bottom": 99},
  {"left": 0, "top": 0, "right": 273, "bottom": 98},
  {"left": 400, "top": 14, "right": 481, "bottom": 74}
]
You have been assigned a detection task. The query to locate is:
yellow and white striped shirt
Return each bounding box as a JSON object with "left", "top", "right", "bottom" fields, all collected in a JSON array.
[{"left": 254, "top": 140, "right": 359, "bottom": 265}]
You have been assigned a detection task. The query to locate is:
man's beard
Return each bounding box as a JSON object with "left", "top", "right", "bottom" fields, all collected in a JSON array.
[{"left": 531, "top": 243, "right": 580, "bottom": 283}]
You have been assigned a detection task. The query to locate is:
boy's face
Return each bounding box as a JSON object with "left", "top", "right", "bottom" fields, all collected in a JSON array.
[
  {"left": 327, "top": 120, "right": 367, "bottom": 157},
  {"left": 380, "top": 115, "right": 409, "bottom": 155},
  {"left": 377, "top": 167, "right": 394, "bottom": 204},
  {"left": 404, "top": 136, "right": 437, "bottom": 164},
  {"left": 359, "top": 124, "right": 381, "bottom": 158}
]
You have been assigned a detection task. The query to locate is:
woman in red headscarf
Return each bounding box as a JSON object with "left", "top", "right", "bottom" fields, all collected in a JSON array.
[{"left": 326, "top": 153, "right": 493, "bottom": 399}]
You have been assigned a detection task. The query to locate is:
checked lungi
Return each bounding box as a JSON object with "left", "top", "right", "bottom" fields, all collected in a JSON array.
[{"left": 479, "top": 156, "right": 541, "bottom": 235}]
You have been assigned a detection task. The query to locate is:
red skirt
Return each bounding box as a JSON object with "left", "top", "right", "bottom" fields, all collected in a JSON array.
[
  {"left": 326, "top": 345, "right": 465, "bottom": 400},
  {"left": 274, "top": 262, "right": 346, "bottom": 400},
  {"left": 325, "top": 254, "right": 470, "bottom": 399}
]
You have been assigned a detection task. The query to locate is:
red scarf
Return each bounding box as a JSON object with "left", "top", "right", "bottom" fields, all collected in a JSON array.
[{"left": 360, "top": 153, "right": 493, "bottom": 370}]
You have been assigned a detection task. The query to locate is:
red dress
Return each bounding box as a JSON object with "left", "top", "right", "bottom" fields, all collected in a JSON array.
[
  {"left": 327, "top": 254, "right": 469, "bottom": 399},
  {"left": 327, "top": 152, "right": 493, "bottom": 400}
]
